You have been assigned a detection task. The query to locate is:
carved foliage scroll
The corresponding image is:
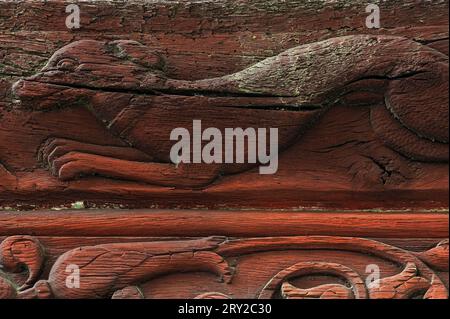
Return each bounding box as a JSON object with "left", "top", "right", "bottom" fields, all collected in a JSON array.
[{"left": 0, "top": 236, "right": 447, "bottom": 299}]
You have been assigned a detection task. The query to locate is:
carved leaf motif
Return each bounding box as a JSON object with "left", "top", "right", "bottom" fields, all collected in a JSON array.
[
  {"left": 367, "top": 263, "right": 444, "bottom": 299},
  {"left": 195, "top": 292, "right": 232, "bottom": 299},
  {"left": 111, "top": 286, "right": 145, "bottom": 299},
  {"left": 17, "top": 280, "right": 53, "bottom": 299},
  {"left": 423, "top": 275, "right": 449, "bottom": 299},
  {"left": 416, "top": 240, "right": 449, "bottom": 272},
  {"left": 281, "top": 282, "right": 353, "bottom": 299}
]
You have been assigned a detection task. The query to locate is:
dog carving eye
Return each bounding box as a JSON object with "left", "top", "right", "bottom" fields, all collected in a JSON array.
[{"left": 56, "top": 58, "right": 78, "bottom": 71}]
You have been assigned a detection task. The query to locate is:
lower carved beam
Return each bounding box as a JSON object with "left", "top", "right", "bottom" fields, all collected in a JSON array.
[{"left": 0, "top": 230, "right": 447, "bottom": 299}]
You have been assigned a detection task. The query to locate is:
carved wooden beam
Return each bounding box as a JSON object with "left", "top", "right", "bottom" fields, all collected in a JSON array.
[
  {"left": 0, "top": 228, "right": 448, "bottom": 299},
  {"left": 0, "top": 210, "right": 448, "bottom": 299},
  {"left": 0, "top": 0, "right": 448, "bottom": 209},
  {"left": 0, "top": 0, "right": 448, "bottom": 300}
]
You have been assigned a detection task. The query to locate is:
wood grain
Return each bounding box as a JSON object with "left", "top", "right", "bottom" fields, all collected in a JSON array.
[
  {"left": 0, "top": 234, "right": 447, "bottom": 299},
  {"left": 0, "top": 210, "right": 447, "bottom": 238},
  {"left": 0, "top": 0, "right": 448, "bottom": 300},
  {"left": 0, "top": 0, "right": 448, "bottom": 209}
]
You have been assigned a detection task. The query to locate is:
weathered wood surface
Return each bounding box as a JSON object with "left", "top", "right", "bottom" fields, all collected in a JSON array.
[
  {"left": 0, "top": 0, "right": 448, "bottom": 300},
  {"left": 0, "top": 210, "right": 448, "bottom": 238},
  {"left": 0, "top": 0, "right": 448, "bottom": 209},
  {"left": 0, "top": 211, "right": 448, "bottom": 299}
]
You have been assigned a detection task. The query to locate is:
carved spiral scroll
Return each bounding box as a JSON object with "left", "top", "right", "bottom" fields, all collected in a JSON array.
[
  {"left": 259, "top": 262, "right": 367, "bottom": 299},
  {"left": 0, "top": 235, "right": 45, "bottom": 289},
  {"left": 258, "top": 261, "right": 447, "bottom": 299}
]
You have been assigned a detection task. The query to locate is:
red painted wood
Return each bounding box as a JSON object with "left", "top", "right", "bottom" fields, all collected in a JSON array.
[
  {"left": 0, "top": 210, "right": 447, "bottom": 238},
  {"left": 0, "top": 0, "right": 448, "bottom": 210},
  {"left": 0, "top": 0, "right": 448, "bottom": 299}
]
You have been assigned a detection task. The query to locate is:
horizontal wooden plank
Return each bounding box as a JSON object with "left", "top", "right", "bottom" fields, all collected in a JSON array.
[{"left": 0, "top": 210, "right": 447, "bottom": 238}]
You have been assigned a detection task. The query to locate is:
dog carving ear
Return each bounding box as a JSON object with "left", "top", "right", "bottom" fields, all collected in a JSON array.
[{"left": 107, "top": 40, "right": 166, "bottom": 71}]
